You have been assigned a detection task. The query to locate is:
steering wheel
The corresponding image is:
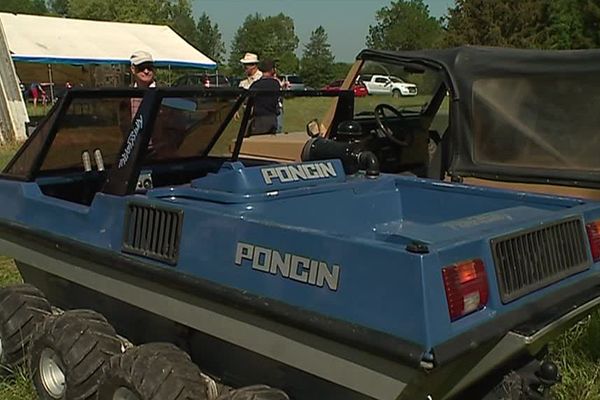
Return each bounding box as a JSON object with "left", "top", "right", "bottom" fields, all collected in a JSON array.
[{"left": 374, "top": 103, "right": 412, "bottom": 147}]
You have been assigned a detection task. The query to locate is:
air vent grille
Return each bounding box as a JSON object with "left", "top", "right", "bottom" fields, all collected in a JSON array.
[
  {"left": 122, "top": 203, "right": 183, "bottom": 265},
  {"left": 491, "top": 217, "right": 590, "bottom": 303}
]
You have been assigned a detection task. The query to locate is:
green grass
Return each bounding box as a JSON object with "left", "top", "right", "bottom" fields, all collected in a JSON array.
[
  {"left": 0, "top": 365, "right": 35, "bottom": 400},
  {"left": 0, "top": 257, "right": 22, "bottom": 286},
  {"left": 0, "top": 102, "right": 598, "bottom": 398},
  {"left": 25, "top": 103, "right": 51, "bottom": 118},
  {"left": 550, "top": 313, "right": 600, "bottom": 399},
  {"left": 0, "top": 142, "right": 20, "bottom": 170}
]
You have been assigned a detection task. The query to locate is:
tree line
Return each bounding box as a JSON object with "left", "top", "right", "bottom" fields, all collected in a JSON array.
[{"left": 3, "top": 0, "right": 600, "bottom": 88}]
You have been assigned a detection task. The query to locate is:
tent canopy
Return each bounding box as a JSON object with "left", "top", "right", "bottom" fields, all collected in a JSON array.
[{"left": 0, "top": 13, "right": 217, "bottom": 69}]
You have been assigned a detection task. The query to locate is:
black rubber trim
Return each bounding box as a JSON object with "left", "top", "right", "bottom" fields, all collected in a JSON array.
[
  {"left": 432, "top": 274, "right": 600, "bottom": 366},
  {"left": 457, "top": 170, "right": 600, "bottom": 190},
  {"left": 511, "top": 283, "right": 600, "bottom": 336},
  {"left": 0, "top": 219, "right": 426, "bottom": 368}
]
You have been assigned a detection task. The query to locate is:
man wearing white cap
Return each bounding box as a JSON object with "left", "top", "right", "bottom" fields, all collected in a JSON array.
[
  {"left": 126, "top": 50, "right": 157, "bottom": 124},
  {"left": 130, "top": 50, "right": 156, "bottom": 88},
  {"left": 238, "top": 52, "right": 262, "bottom": 89}
]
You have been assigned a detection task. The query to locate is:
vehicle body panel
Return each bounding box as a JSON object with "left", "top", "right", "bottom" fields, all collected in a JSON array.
[
  {"left": 281, "top": 74, "right": 305, "bottom": 91},
  {"left": 322, "top": 79, "right": 368, "bottom": 97},
  {"left": 361, "top": 74, "right": 418, "bottom": 96},
  {"left": 1, "top": 86, "right": 600, "bottom": 399}
]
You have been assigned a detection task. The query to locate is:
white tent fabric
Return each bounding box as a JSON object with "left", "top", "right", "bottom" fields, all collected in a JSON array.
[
  {"left": 0, "top": 18, "right": 27, "bottom": 142},
  {"left": 0, "top": 13, "right": 216, "bottom": 69}
]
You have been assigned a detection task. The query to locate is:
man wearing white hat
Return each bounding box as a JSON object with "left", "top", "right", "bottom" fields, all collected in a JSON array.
[
  {"left": 126, "top": 50, "right": 157, "bottom": 125},
  {"left": 238, "top": 52, "right": 262, "bottom": 89},
  {"left": 130, "top": 50, "right": 156, "bottom": 88}
]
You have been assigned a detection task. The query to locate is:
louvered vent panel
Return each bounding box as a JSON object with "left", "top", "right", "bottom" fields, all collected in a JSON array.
[
  {"left": 122, "top": 203, "right": 183, "bottom": 265},
  {"left": 491, "top": 217, "right": 590, "bottom": 303}
]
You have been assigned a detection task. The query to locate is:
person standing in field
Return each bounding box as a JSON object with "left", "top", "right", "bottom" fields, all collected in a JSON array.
[
  {"left": 238, "top": 53, "right": 263, "bottom": 89},
  {"left": 29, "top": 82, "right": 46, "bottom": 109},
  {"left": 273, "top": 65, "right": 289, "bottom": 133},
  {"left": 248, "top": 59, "right": 280, "bottom": 135}
]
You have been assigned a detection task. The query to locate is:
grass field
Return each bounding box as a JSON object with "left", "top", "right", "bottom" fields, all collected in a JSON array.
[{"left": 0, "top": 97, "right": 599, "bottom": 398}]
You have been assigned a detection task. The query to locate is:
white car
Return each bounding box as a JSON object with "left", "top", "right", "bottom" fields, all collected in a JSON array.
[{"left": 361, "top": 74, "right": 418, "bottom": 97}]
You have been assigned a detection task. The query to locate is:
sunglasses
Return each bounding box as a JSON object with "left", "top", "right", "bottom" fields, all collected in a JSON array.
[{"left": 135, "top": 63, "right": 154, "bottom": 71}]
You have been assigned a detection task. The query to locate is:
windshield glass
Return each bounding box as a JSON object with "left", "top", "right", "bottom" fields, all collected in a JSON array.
[
  {"left": 40, "top": 97, "right": 136, "bottom": 172},
  {"left": 354, "top": 59, "right": 442, "bottom": 118},
  {"left": 145, "top": 94, "right": 239, "bottom": 162},
  {"left": 35, "top": 92, "right": 240, "bottom": 173}
]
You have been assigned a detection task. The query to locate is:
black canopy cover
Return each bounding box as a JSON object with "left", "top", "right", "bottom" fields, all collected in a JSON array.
[{"left": 359, "top": 46, "right": 600, "bottom": 188}]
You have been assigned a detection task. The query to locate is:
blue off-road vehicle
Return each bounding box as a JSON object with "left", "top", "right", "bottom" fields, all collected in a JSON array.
[{"left": 0, "top": 70, "right": 598, "bottom": 400}]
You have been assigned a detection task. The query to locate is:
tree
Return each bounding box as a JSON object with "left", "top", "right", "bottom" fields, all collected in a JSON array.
[
  {"left": 541, "top": 0, "right": 600, "bottom": 49},
  {"left": 366, "top": 0, "right": 443, "bottom": 51},
  {"left": 300, "top": 26, "right": 335, "bottom": 88},
  {"left": 0, "top": 0, "right": 47, "bottom": 14},
  {"left": 543, "top": 0, "right": 586, "bottom": 48},
  {"left": 331, "top": 62, "right": 353, "bottom": 80},
  {"left": 48, "top": 0, "right": 69, "bottom": 16},
  {"left": 228, "top": 13, "right": 299, "bottom": 74},
  {"left": 65, "top": 0, "right": 203, "bottom": 47},
  {"left": 66, "top": 0, "right": 170, "bottom": 24},
  {"left": 580, "top": 0, "right": 600, "bottom": 47},
  {"left": 443, "top": 0, "right": 600, "bottom": 49},
  {"left": 166, "top": 0, "right": 198, "bottom": 47},
  {"left": 195, "top": 12, "right": 225, "bottom": 64},
  {"left": 444, "top": 0, "right": 552, "bottom": 48}
]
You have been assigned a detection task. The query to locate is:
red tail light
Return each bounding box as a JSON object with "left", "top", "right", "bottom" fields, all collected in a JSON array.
[
  {"left": 586, "top": 220, "right": 600, "bottom": 262},
  {"left": 442, "top": 259, "right": 489, "bottom": 321}
]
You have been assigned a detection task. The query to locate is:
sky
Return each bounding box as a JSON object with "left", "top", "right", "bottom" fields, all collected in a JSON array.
[{"left": 191, "top": 0, "right": 455, "bottom": 63}]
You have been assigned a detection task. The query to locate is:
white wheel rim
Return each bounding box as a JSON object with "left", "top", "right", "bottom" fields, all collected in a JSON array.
[
  {"left": 114, "top": 387, "right": 141, "bottom": 400},
  {"left": 40, "top": 348, "right": 66, "bottom": 399}
]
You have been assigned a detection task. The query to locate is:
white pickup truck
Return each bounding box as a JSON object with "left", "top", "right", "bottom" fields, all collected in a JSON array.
[{"left": 360, "top": 74, "right": 418, "bottom": 97}]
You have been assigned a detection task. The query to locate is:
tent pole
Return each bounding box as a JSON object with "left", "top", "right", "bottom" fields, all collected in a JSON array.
[{"left": 47, "top": 64, "right": 55, "bottom": 104}]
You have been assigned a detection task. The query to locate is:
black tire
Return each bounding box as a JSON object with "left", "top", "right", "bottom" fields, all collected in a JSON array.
[
  {"left": 392, "top": 89, "right": 401, "bottom": 98},
  {"left": 0, "top": 284, "right": 51, "bottom": 373},
  {"left": 97, "top": 342, "right": 211, "bottom": 400},
  {"left": 30, "top": 309, "right": 121, "bottom": 400}
]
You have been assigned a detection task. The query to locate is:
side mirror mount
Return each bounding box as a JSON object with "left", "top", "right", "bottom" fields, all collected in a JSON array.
[
  {"left": 306, "top": 119, "right": 327, "bottom": 138},
  {"left": 306, "top": 119, "right": 320, "bottom": 138}
]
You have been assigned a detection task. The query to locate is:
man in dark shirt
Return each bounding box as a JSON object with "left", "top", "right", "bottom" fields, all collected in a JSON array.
[{"left": 248, "top": 59, "right": 281, "bottom": 135}]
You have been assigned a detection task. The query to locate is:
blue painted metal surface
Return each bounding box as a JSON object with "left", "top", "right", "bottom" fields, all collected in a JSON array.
[{"left": 1, "top": 158, "right": 599, "bottom": 353}]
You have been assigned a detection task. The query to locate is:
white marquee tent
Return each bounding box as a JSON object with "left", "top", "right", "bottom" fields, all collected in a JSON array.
[
  {"left": 0, "top": 13, "right": 217, "bottom": 142},
  {"left": 0, "top": 13, "right": 217, "bottom": 68}
]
